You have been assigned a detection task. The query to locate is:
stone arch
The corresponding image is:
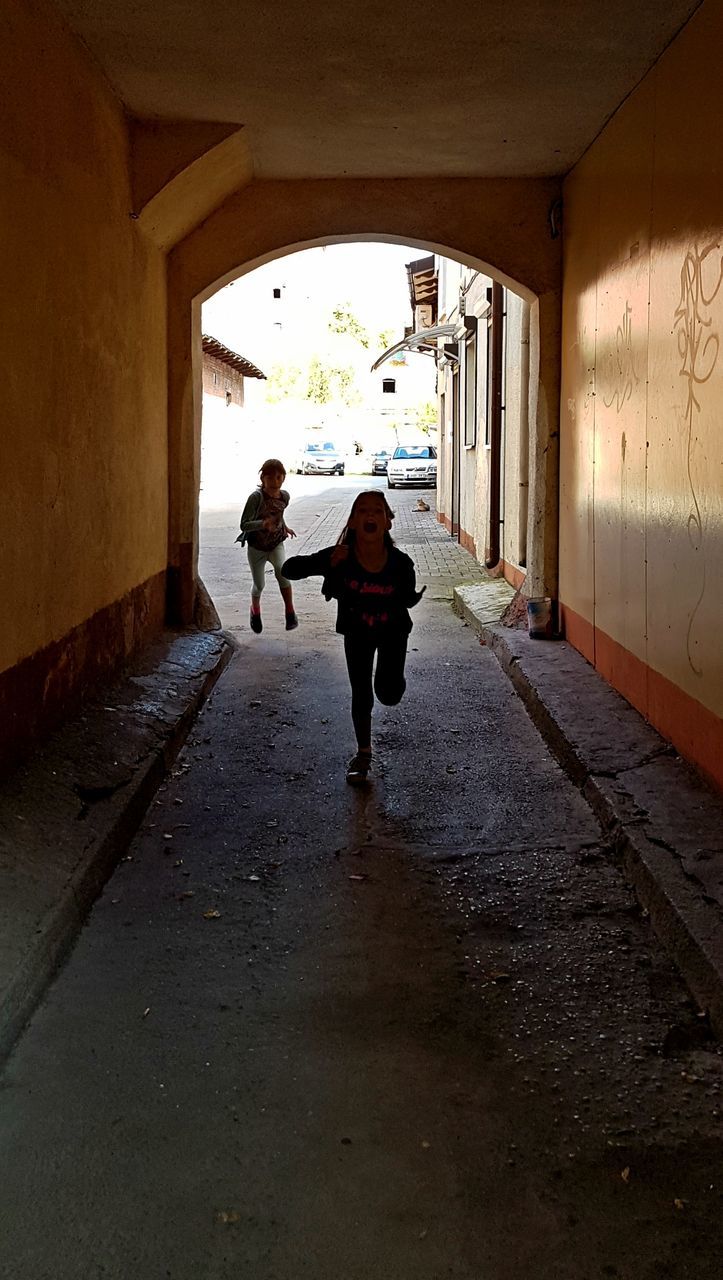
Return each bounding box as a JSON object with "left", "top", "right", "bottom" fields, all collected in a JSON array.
[{"left": 166, "top": 178, "right": 561, "bottom": 620}]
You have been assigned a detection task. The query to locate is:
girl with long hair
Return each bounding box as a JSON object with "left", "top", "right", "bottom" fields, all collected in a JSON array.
[{"left": 283, "top": 490, "right": 424, "bottom": 782}]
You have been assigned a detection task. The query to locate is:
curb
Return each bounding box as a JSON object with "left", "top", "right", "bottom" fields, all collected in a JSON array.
[
  {"left": 453, "top": 588, "right": 723, "bottom": 1039},
  {"left": 0, "top": 630, "right": 234, "bottom": 1064}
]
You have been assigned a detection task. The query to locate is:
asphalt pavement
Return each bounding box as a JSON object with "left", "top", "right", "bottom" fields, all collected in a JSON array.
[{"left": 1, "top": 477, "right": 722, "bottom": 1278}]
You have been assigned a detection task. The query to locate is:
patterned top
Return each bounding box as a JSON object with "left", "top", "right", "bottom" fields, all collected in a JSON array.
[{"left": 237, "top": 487, "right": 290, "bottom": 552}]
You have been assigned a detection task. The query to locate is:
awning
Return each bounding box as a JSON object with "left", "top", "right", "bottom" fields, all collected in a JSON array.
[{"left": 370, "top": 323, "right": 459, "bottom": 372}]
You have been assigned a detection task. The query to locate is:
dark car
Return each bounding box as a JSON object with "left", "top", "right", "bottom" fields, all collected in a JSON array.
[{"left": 371, "top": 450, "right": 391, "bottom": 475}]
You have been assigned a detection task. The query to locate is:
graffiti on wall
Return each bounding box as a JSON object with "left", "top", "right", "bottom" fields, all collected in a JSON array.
[
  {"left": 602, "top": 302, "right": 639, "bottom": 413},
  {"left": 673, "top": 240, "right": 723, "bottom": 677}
]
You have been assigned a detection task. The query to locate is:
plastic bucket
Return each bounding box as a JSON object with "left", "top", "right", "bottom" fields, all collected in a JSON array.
[{"left": 527, "top": 597, "right": 553, "bottom": 639}]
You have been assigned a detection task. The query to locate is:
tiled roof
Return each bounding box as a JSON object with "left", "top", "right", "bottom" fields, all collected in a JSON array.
[{"left": 201, "top": 335, "right": 266, "bottom": 379}]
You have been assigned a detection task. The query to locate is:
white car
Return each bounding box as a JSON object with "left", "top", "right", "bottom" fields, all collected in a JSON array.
[
  {"left": 294, "top": 441, "right": 345, "bottom": 475},
  {"left": 386, "top": 444, "right": 437, "bottom": 489}
]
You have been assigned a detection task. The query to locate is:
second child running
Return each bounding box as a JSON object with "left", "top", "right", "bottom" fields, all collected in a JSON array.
[
  {"left": 236, "top": 458, "right": 298, "bottom": 632},
  {"left": 283, "top": 490, "right": 424, "bottom": 782}
]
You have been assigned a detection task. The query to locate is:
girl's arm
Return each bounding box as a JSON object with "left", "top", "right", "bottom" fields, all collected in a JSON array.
[
  {"left": 239, "top": 491, "right": 264, "bottom": 536},
  {"left": 397, "top": 553, "right": 426, "bottom": 608},
  {"left": 282, "top": 547, "right": 335, "bottom": 580},
  {"left": 281, "top": 490, "right": 296, "bottom": 538}
]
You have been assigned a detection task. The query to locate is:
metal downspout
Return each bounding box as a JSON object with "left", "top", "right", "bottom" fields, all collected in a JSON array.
[
  {"left": 485, "top": 282, "right": 504, "bottom": 569},
  {"left": 518, "top": 301, "right": 531, "bottom": 569}
]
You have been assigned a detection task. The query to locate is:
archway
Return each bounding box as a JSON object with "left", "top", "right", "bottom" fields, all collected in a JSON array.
[{"left": 166, "top": 178, "right": 561, "bottom": 623}]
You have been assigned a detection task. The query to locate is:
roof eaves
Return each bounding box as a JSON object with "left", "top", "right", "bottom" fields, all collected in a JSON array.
[{"left": 201, "top": 334, "right": 266, "bottom": 379}]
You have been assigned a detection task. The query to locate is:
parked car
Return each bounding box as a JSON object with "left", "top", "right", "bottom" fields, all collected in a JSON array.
[
  {"left": 386, "top": 444, "right": 437, "bottom": 488},
  {"left": 371, "top": 449, "right": 391, "bottom": 475},
  {"left": 294, "top": 441, "right": 345, "bottom": 475}
]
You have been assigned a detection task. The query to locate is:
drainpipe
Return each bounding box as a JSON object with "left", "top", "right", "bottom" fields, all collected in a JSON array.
[
  {"left": 485, "top": 282, "right": 504, "bottom": 569},
  {"left": 517, "top": 301, "right": 530, "bottom": 569}
]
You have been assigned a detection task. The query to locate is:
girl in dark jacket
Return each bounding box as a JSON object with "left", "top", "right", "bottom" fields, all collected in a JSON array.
[{"left": 283, "top": 490, "right": 424, "bottom": 782}]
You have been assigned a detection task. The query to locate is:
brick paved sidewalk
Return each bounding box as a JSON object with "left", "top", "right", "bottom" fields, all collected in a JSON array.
[{"left": 293, "top": 494, "right": 489, "bottom": 598}]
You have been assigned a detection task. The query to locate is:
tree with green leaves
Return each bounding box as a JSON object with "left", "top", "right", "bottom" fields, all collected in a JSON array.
[
  {"left": 264, "top": 363, "right": 304, "bottom": 403},
  {"left": 329, "top": 303, "right": 369, "bottom": 348},
  {"left": 307, "top": 357, "right": 332, "bottom": 404},
  {"left": 414, "top": 400, "right": 438, "bottom": 435}
]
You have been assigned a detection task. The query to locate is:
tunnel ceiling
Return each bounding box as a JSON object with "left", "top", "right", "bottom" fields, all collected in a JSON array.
[{"left": 53, "top": 0, "right": 701, "bottom": 178}]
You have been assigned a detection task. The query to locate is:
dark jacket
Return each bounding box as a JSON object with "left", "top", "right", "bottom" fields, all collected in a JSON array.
[{"left": 283, "top": 544, "right": 424, "bottom": 635}]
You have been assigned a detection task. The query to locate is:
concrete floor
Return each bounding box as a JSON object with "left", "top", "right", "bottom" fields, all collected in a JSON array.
[{"left": 1, "top": 481, "right": 722, "bottom": 1278}]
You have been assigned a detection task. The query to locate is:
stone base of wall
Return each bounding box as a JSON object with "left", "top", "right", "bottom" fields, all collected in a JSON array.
[
  {"left": 0, "top": 571, "right": 166, "bottom": 775},
  {"left": 561, "top": 601, "right": 723, "bottom": 792}
]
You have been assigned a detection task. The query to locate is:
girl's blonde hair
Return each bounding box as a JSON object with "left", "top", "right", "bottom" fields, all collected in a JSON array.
[{"left": 259, "top": 458, "right": 286, "bottom": 480}]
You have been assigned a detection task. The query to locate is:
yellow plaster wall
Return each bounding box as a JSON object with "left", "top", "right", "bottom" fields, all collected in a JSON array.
[
  {"left": 0, "top": 0, "right": 168, "bottom": 675},
  {"left": 560, "top": 0, "right": 723, "bottom": 749}
]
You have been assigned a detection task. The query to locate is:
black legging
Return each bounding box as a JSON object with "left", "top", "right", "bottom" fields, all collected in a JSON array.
[{"left": 343, "top": 629, "right": 408, "bottom": 750}]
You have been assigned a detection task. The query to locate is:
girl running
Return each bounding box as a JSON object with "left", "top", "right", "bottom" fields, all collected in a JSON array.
[
  {"left": 283, "top": 490, "right": 424, "bottom": 782},
  {"left": 236, "top": 459, "right": 298, "bottom": 632}
]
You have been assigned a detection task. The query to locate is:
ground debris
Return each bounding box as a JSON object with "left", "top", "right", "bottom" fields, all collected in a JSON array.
[{"left": 215, "top": 1210, "right": 240, "bottom": 1224}]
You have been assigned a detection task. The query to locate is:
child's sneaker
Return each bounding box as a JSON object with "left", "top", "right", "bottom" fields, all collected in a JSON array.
[
  {"left": 250, "top": 609, "right": 263, "bottom": 634},
  {"left": 346, "top": 751, "right": 372, "bottom": 784},
  {"left": 285, "top": 611, "right": 299, "bottom": 631}
]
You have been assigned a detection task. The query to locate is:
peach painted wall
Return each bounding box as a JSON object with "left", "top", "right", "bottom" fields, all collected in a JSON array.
[
  {"left": 560, "top": 0, "right": 723, "bottom": 785},
  {"left": 0, "top": 0, "right": 168, "bottom": 678}
]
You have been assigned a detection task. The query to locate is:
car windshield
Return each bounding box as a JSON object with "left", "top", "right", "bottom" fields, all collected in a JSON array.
[
  {"left": 394, "top": 446, "right": 434, "bottom": 459},
  {"left": 307, "top": 443, "right": 336, "bottom": 453}
]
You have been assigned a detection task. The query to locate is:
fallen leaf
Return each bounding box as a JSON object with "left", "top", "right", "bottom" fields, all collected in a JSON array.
[
  {"left": 621, "top": 1167, "right": 631, "bottom": 1183},
  {"left": 674, "top": 1198, "right": 686, "bottom": 1211},
  {"left": 215, "top": 1210, "right": 240, "bottom": 1224},
  {"left": 173, "top": 859, "right": 184, "bottom": 868},
  {"left": 203, "top": 909, "right": 221, "bottom": 919},
  {"left": 421, "top": 1140, "right": 431, "bottom": 1149},
  {"left": 348, "top": 873, "right": 367, "bottom": 882}
]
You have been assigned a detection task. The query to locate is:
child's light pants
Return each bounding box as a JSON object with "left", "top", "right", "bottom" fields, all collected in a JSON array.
[{"left": 247, "top": 544, "right": 291, "bottom": 599}]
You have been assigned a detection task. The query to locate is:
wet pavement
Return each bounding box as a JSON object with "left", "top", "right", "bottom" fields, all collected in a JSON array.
[{"left": 0, "top": 479, "right": 722, "bottom": 1278}]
